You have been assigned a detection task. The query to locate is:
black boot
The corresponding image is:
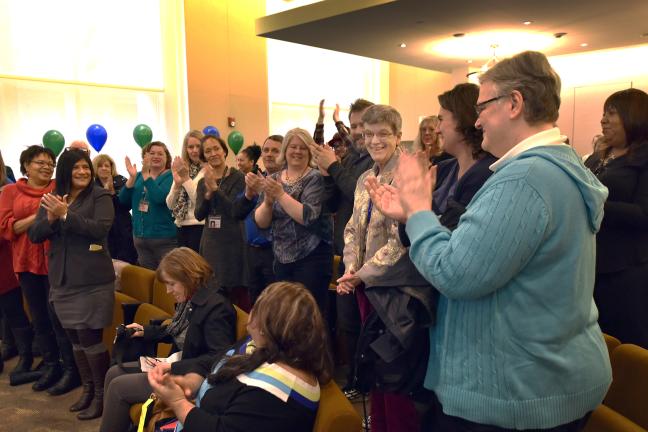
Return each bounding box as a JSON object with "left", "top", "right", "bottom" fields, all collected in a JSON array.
[
  {"left": 9, "top": 327, "right": 41, "bottom": 386},
  {"left": 32, "top": 332, "right": 63, "bottom": 391},
  {"left": 77, "top": 349, "right": 110, "bottom": 420},
  {"left": 69, "top": 349, "right": 94, "bottom": 412},
  {"left": 47, "top": 336, "right": 80, "bottom": 396}
]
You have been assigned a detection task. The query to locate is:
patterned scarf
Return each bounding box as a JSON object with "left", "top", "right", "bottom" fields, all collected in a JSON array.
[
  {"left": 172, "top": 162, "right": 202, "bottom": 220},
  {"left": 164, "top": 301, "right": 191, "bottom": 350}
]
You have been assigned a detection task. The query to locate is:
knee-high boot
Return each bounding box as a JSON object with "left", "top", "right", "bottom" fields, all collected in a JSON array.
[
  {"left": 9, "top": 326, "right": 42, "bottom": 386},
  {"left": 47, "top": 335, "right": 81, "bottom": 395},
  {"left": 32, "top": 332, "right": 63, "bottom": 391},
  {"left": 69, "top": 349, "right": 94, "bottom": 412},
  {"left": 77, "top": 349, "right": 110, "bottom": 420}
]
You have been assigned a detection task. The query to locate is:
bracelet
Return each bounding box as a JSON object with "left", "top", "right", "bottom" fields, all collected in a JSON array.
[{"left": 61, "top": 212, "right": 67, "bottom": 222}]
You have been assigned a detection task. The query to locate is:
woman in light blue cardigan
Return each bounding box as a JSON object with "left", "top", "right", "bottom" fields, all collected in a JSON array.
[{"left": 370, "top": 51, "right": 611, "bottom": 431}]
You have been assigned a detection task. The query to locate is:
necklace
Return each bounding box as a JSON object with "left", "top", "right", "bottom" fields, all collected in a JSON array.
[{"left": 284, "top": 166, "right": 309, "bottom": 184}]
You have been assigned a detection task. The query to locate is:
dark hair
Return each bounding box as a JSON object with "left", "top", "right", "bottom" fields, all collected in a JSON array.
[
  {"left": 210, "top": 281, "right": 333, "bottom": 385},
  {"left": 241, "top": 145, "right": 261, "bottom": 164},
  {"left": 201, "top": 135, "right": 228, "bottom": 158},
  {"left": 141, "top": 141, "right": 172, "bottom": 170},
  {"left": 349, "top": 98, "right": 374, "bottom": 117},
  {"left": 438, "top": 83, "right": 486, "bottom": 159},
  {"left": 266, "top": 134, "right": 284, "bottom": 144},
  {"left": 54, "top": 149, "right": 95, "bottom": 199},
  {"left": 480, "top": 50, "right": 561, "bottom": 125},
  {"left": 20, "top": 145, "right": 56, "bottom": 175},
  {"left": 156, "top": 247, "right": 214, "bottom": 298},
  {"left": 601, "top": 88, "right": 648, "bottom": 161}
]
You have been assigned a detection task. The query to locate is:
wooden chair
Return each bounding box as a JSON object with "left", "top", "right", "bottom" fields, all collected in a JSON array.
[
  {"left": 120, "top": 264, "right": 155, "bottom": 303},
  {"left": 584, "top": 343, "right": 648, "bottom": 432}
]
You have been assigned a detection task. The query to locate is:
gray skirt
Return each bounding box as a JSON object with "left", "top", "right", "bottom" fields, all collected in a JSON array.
[{"left": 51, "top": 281, "right": 115, "bottom": 330}]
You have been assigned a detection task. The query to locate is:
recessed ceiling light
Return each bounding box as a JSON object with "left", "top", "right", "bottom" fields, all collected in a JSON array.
[
  {"left": 399, "top": 42, "right": 407, "bottom": 48},
  {"left": 523, "top": 21, "right": 532, "bottom": 25},
  {"left": 580, "top": 43, "right": 589, "bottom": 47},
  {"left": 467, "top": 59, "right": 473, "bottom": 64},
  {"left": 428, "top": 31, "right": 557, "bottom": 60}
]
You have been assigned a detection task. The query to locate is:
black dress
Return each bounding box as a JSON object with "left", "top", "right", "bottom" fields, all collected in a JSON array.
[{"left": 585, "top": 151, "right": 648, "bottom": 348}]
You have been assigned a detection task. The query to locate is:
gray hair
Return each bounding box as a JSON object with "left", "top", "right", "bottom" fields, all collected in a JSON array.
[
  {"left": 361, "top": 104, "right": 402, "bottom": 134},
  {"left": 480, "top": 51, "right": 561, "bottom": 125}
]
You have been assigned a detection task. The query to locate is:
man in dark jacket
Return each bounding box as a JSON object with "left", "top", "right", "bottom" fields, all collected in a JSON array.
[{"left": 311, "top": 98, "right": 374, "bottom": 399}]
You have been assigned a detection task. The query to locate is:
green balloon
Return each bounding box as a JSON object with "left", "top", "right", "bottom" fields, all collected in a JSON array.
[
  {"left": 133, "top": 124, "right": 153, "bottom": 148},
  {"left": 227, "top": 131, "right": 244, "bottom": 155},
  {"left": 42, "top": 130, "right": 65, "bottom": 157}
]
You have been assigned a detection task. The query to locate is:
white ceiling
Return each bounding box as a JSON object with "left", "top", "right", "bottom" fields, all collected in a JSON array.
[{"left": 256, "top": 0, "right": 648, "bottom": 72}]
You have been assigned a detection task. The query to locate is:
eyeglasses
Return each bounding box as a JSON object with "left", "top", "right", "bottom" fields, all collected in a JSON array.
[
  {"left": 31, "top": 160, "right": 56, "bottom": 169},
  {"left": 363, "top": 131, "right": 394, "bottom": 142},
  {"left": 475, "top": 94, "right": 508, "bottom": 116},
  {"left": 65, "top": 146, "right": 90, "bottom": 154}
]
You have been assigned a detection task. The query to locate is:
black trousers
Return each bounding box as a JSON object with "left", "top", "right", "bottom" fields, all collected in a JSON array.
[
  {"left": 594, "top": 262, "right": 648, "bottom": 349},
  {"left": 177, "top": 225, "right": 203, "bottom": 253},
  {"left": 274, "top": 241, "right": 333, "bottom": 318},
  {"left": 247, "top": 245, "right": 276, "bottom": 305}
]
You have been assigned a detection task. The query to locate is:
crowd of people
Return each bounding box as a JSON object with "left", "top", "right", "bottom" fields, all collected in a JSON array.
[{"left": 0, "top": 50, "right": 647, "bottom": 432}]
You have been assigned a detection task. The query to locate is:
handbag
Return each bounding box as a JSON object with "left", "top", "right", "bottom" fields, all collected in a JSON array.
[
  {"left": 138, "top": 393, "right": 179, "bottom": 432},
  {"left": 112, "top": 324, "right": 157, "bottom": 372}
]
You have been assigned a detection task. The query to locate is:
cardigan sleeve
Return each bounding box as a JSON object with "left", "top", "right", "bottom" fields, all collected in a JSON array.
[
  {"left": 143, "top": 172, "right": 173, "bottom": 204},
  {"left": 406, "top": 178, "right": 549, "bottom": 300}
]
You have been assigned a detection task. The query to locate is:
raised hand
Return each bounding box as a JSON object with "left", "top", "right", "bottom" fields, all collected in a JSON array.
[
  {"left": 394, "top": 152, "right": 436, "bottom": 220},
  {"left": 333, "top": 103, "right": 340, "bottom": 123},
  {"left": 41, "top": 193, "right": 69, "bottom": 222},
  {"left": 244, "top": 172, "right": 265, "bottom": 199},
  {"left": 264, "top": 176, "right": 285, "bottom": 200},
  {"left": 171, "top": 156, "right": 189, "bottom": 185},
  {"left": 318, "top": 99, "right": 325, "bottom": 123},
  {"left": 147, "top": 364, "right": 185, "bottom": 406},
  {"left": 311, "top": 143, "right": 337, "bottom": 172},
  {"left": 125, "top": 156, "right": 138, "bottom": 179},
  {"left": 365, "top": 177, "right": 407, "bottom": 223},
  {"left": 203, "top": 166, "right": 219, "bottom": 192}
]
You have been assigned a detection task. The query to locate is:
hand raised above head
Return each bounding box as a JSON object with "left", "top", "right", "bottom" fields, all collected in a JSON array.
[{"left": 333, "top": 103, "right": 340, "bottom": 123}]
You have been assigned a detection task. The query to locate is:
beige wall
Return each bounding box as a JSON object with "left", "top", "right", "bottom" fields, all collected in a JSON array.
[
  {"left": 388, "top": 63, "right": 453, "bottom": 141},
  {"left": 184, "top": 0, "right": 268, "bottom": 163}
]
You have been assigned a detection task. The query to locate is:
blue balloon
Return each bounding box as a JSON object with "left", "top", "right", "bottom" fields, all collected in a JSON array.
[
  {"left": 86, "top": 124, "right": 108, "bottom": 152},
  {"left": 203, "top": 125, "right": 220, "bottom": 138}
]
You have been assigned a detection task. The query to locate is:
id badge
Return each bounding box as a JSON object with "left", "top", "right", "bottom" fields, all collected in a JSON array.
[
  {"left": 208, "top": 215, "right": 222, "bottom": 229},
  {"left": 138, "top": 198, "right": 149, "bottom": 213}
]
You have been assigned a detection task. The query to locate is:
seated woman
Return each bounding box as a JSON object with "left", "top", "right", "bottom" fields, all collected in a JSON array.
[
  {"left": 100, "top": 247, "right": 236, "bottom": 432},
  {"left": 147, "top": 281, "right": 333, "bottom": 432}
]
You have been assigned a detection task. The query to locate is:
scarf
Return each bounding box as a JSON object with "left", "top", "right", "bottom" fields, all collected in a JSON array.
[
  {"left": 164, "top": 301, "right": 191, "bottom": 350},
  {"left": 172, "top": 162, "right": 202, "bottom": 220}
]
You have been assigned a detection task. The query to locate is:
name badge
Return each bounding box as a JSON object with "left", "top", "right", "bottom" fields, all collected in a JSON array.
[
  {"left": 138, "top": 198, "right": 149, "bottom": 213},
  {"left": 89, "top": 244, "right": 103, "bottom": 252},
  {"left": 208, "top": 215, "right": 222, "bottom": 229}
]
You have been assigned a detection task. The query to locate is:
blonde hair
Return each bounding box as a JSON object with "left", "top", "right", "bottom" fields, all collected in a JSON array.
[
  {"left": 413, "top": 116, "right": 441, "bottom": 155},
  {"left": 92, "top": 154, "right": 117, "bottom": 178},
  {"left": 278, "top": 128, "right": 316, "bottom": 168},
  {"left": 182, "top": 130, "right": 205, "bottom": 164},
  {"left": 156, "top": 247, "right": 214, "bottom": 298}
]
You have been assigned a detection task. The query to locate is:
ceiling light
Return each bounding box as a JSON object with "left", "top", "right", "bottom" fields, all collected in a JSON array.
[
  {"left": 399, "top": 42, "right": 407, "bottom": 48},
  {"left": 467, "top": 59, "right": 473, "bottom": 64},
  {"left": 427, "top": 30, "right": 558, "bottom": 60},
  {"left": 580, "top": 43, "right": 589, "bottom": 47},
  {"left": 523, "top": 21, "right": 532, "bottom": 25}
]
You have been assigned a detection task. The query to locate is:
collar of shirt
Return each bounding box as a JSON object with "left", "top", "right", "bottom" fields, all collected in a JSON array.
[{"left": 489, "top": 127, "right": 568, "bottom": 172}]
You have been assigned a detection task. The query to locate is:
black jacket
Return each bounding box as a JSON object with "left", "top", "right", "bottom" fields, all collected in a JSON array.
[
  {"left": 97, "top": 176, "right": 138, "bottom": 264},
  {"left": 169, "top": 278, "right": 237, "bottom": 375},
  {"left": 29, "top": 185, "right": 115, "bottom": 288},
  {"left": 325, "top": 146, "right": 374, "bottom": 255},
  {"left": 585, "top": 151, "right": 648, "bottom": 273}
]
